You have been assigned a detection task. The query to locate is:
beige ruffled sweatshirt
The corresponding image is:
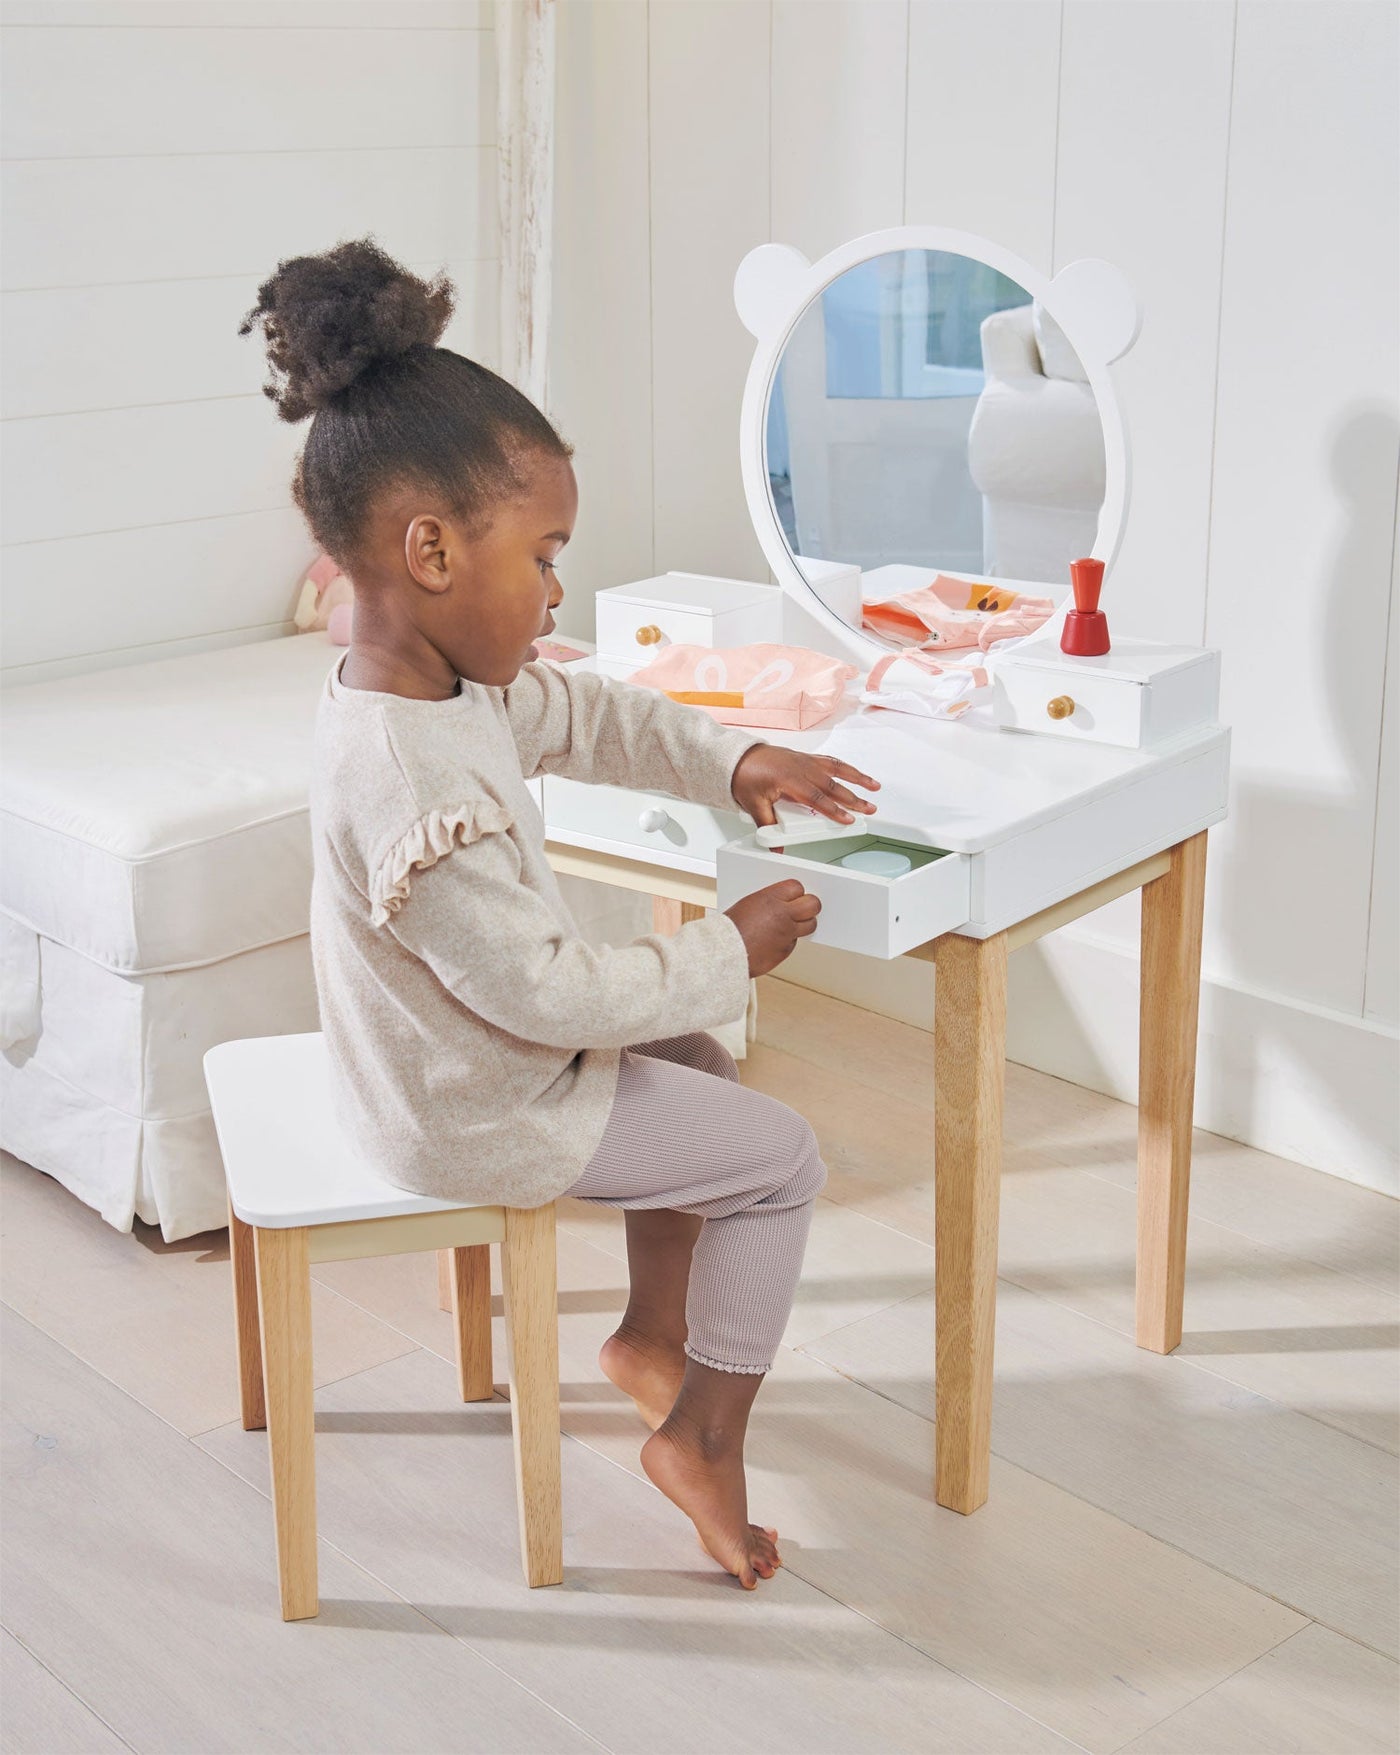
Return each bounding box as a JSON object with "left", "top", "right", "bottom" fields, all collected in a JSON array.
[{"left": 309, "top": 653, "right": 765, "bottom": 1208}]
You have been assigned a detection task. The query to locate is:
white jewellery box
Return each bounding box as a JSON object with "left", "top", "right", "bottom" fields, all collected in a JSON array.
[
  {"left": 593, "top": 571, "right": 784, "bottom": 666},
  {"left": 988, "top": 636, "right": 1221, "bottom": 750}
]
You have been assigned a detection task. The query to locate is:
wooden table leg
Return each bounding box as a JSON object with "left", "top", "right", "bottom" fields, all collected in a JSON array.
[
  {"left": 653, "top": 896, "right": 707, "bottom": 935},
  {"left": 932, "top": 931, "right": 1008, "bottom": 1515},
  {"left": 1137, "top": 831, "right": 1208, "bottom": 1354}
]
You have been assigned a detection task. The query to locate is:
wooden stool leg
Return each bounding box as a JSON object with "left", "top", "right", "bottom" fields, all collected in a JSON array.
[
  {"left": 1137, "top": 831, "right": 1208, "bottom": 1354},
  {"left": 253, "top": 1225, "right": 318, "bottom": 1620},
  {"left": 449, "top": 1244, "right": 494, "bottom": 1401},
  {"left": 437, "top": 1248, "right": 453, "bottom": 1313},
  {"left": 500, "top": 1204, "right": 563, "bottom": 1587},
  {"left": 228, "top": 1198, "right": 265, "bottom": 1430},
  {"left": 932, "top": 931, "right": 1008, "bottom": 1515}
]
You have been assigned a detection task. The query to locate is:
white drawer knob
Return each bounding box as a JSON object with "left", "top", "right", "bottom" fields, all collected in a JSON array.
[
  {"left": 639, "top": 807, "right": 670, "bottom": 832},
  {"left": 635, "top": 623, "right": 664, "bottom": 646}
]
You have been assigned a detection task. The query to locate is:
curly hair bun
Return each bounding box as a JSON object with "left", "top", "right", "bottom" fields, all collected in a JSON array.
[{"left": 239, "top": 238, "right": 455, "bottom": 423}]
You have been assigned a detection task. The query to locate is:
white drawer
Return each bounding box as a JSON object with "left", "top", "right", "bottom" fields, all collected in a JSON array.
[
  {"left": 989, "top": 640, "right": 1220, "bottom": 750},
  {"left": 594, "top": 572, "right": 783, "bottom": 664},
  {"left": 716, "top": 830, "right": 971, "bottom": 960},
  {"left": 541, "top": 775, "right": 751, "bottom": 864}
]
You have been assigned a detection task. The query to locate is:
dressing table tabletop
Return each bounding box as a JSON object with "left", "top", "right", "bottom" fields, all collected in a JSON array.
[{"left": 541, "top": 658, "right": 1225, "bottom": 1516}]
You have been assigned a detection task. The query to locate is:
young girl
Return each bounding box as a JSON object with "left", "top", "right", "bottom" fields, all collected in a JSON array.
[{"left": 241, "top": 239, "right": 880, "bottom": 1590}]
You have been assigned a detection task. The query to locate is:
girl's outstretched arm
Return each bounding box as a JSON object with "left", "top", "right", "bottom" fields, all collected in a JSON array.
[
  {"left": 381, "top": 808, "right": 751, "bottom": 1050},
  {"left": 500, "top": 662, "right": 767, "bottom": 810}
]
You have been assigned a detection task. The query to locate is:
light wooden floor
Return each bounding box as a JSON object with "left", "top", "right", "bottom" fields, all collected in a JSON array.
[{"left": 3, "top": 976, "right": 1397, "bottom": 1755}]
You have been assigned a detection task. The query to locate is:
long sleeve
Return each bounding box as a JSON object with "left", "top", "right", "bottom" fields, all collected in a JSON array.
[
  {"left": 383, "top": 819, "right": 752, "bottom": 1050},
  {"left": 500, "top": 660, "right": 766, "bottom": 811}
]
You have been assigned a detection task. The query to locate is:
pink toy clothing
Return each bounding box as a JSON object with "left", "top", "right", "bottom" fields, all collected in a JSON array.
[
  {"left": 860, "top": 647, "right": 990, "bottom": 720},
  {"left": 862, "top": 573, "right": 1053, "bottom": 651},
  {"left": 627, "top": 643, "right": 858, "bottom": 731}
]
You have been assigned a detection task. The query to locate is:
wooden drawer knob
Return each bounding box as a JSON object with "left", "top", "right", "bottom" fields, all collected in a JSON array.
[
  {"left": 635, "top": 624, "right": 664, "bottom": 646},
  {"left": 1046, "top": 695, "right": 1076, "bottom": 720}
]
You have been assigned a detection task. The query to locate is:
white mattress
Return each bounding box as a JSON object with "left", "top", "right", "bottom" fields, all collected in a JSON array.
[{"left": 0, "top": 633, "right": 340, "bottom": 973}]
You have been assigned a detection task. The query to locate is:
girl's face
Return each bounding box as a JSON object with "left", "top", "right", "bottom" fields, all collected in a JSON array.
[{"left": 403, "top": 452, "right": 577, "bottom": 690}]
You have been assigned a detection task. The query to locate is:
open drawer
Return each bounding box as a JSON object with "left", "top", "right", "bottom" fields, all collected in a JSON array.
[{"left": 715, "top": 829, "right": 972, "bottom": 959}]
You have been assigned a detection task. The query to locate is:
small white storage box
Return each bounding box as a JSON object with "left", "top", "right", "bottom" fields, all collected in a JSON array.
[
  {"left": 594, "top": 571, "right": 783, "bottom": 665},
  {"left": 988, "top": 636, "right": 1221, "bottom": 750},
  {"left": 716, "top": 830, "right": 971, "bottom": 960}
]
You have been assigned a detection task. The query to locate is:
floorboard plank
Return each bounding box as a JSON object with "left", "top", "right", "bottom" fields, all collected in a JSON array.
[
  {"left": 1, "top": 1155, "right": 417, "bottom": 1437},
  {"left": 805, "top": 1281, "right": 1398, "bottom": 1655},
  {"left": 0, "top": 1630, "right": 129, "bottom": 1755},
  {"left": 1119, "top": 1623, "right": 1400, "bottom": 1753},
  {"left": 198, "top": 1345, "right": 1077, "bottom": 1755},
  {"left": 0, "top": 1308, "right": 597, "bottom": 1755}
]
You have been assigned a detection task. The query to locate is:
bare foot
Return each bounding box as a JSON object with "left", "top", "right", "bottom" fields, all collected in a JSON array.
[
  {"left": 598, "top": 1329, "right": 685, "bottom": 1430},
  {"left": 641, "top": 1421, "right": 782, "bottom": 1589}
]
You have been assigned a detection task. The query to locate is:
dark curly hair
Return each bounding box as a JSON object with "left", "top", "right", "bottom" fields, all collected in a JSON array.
[{"left": 239, "top": 237, "right": 571, "bottom": 570}]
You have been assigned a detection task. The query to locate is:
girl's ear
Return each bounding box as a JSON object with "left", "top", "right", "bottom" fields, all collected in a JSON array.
[{"left": 404, "top": 513, "right": 454, "bottom": 594}]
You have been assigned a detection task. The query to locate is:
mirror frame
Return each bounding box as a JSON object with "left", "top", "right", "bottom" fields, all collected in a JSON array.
[{"left": 735, "top": 225, "right": 1140, "bottom": 667}]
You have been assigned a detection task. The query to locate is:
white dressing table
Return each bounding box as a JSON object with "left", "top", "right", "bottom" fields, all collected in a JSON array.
[{"left": 542, "top": 227, "right": 1228, "bottom": 1515}]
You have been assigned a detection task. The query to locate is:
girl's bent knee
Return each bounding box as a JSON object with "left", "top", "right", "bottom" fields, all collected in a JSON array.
[
  {"left": 799, "top": 1128, "right": 828, "bottom": 1201},
  {"left": 783, "top": 1118, "right": 827, "bottom": 1205},
  {"left": 693, "top": 1031, "right": 739, "bottom": 1083}
]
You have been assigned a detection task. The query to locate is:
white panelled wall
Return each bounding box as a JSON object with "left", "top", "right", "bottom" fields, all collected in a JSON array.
[
  {"left": 551, "top": 0, "right": 1400, "bottom": 1193},
  {"left": 0, "top": 0, "right": 498, "bottom": 684}
]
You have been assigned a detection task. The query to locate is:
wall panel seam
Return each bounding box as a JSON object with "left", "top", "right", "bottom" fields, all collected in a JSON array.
[
  {"left": 1360, "top": 471, "right": 1399, "bottom": 1019},
  {"left": 1049, "top": 0, "right": 1065, "bottom": 272},
  {"left": 4, "top": 142, "right": 495, "bottom": 163},
  {"left": 5, "top": 256, "right": 499, "bottom": 297},
  {"left": 1200, "top": 0, "right": 1239, "bottom": 651},
  {"left": 3, "top": 504, "right": 299, "bottom": 550}
]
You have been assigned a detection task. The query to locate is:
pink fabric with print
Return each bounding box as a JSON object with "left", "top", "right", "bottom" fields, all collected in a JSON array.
[
  {"left": 863, "top": 572, "right": 1054, "bottom": 650},
  {"left": 862, "top": 648, "right": 989, "bottom": 720},
  {"left": 627, "top": 643, "right": 858, "bottom": 730}
]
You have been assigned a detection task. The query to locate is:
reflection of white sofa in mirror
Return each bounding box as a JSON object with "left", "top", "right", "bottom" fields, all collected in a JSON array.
[
  {"left": 780, "top": 287, "right": 985, "bottom": 576},
  {"left": 968, "top": 304, "right": 1106, "bottom": 584}
]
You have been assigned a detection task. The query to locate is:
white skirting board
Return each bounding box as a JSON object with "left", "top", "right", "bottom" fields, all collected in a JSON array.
[{"left": 780, "top": 929, "right": 1400, "bottom": 1199}]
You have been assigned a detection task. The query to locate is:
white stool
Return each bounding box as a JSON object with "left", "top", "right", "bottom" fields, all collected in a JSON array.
[{"left": 204, "top": 1032, "right": 562, "bottom": 1621}]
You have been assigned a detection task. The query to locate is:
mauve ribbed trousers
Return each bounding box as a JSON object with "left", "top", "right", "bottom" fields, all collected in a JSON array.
[{"left": 561, "top": 1032, "right": 827, "bottom": 1374}]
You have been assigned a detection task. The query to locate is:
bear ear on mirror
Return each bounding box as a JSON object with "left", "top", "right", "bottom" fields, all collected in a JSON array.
[
  {"left": 734, "top": 243, "right": 812, "bottom": 341},
  {"left": 1047, "top": 258, "right": 1142, "bottom": 364}
]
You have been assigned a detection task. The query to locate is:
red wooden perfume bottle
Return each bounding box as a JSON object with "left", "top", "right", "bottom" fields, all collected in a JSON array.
[{"left": 1061, "top": 556, "right": 1111, "bottom": 657}]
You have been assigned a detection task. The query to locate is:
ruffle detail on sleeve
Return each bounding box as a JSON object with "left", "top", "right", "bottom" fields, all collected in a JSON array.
[{"left": 369, "top": 800, "right": 513, "bottom": 926}]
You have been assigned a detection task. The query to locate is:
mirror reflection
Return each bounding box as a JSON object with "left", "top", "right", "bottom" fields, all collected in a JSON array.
[{"left": 766, "top": 248, "right": 1106, "bottom": 645}]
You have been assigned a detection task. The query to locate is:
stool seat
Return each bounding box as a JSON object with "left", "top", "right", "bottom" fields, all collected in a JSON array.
[
  {"left": 204, "top": 1029, "right": 563, "bottom": 1620},
  {"left": 206, "top": 1032, "right": 486, "bottom": 1228}
]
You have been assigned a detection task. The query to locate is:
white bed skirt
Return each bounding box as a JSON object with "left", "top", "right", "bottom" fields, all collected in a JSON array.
[{"left": 1, "top": 930, "right": 319, "bottom": 1242}]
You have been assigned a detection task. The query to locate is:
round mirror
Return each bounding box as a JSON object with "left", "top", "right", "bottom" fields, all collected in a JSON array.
[{"left": 736, "top": 230, "right": 1137, "bottom": 663}]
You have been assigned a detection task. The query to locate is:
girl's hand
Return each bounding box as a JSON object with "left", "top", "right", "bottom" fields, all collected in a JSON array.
[
  {"left": 725, "top": 880, "right": 822, "bottom": 975},
  {"left": 730, "top": 744, "right": 881, "bottom": 829}
]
